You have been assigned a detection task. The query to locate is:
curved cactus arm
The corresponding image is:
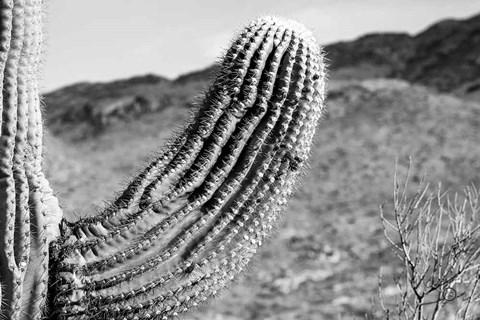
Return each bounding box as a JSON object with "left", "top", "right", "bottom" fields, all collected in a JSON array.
[
  {"left": 0, "top": 1, "right": 63, "bottom": 319},
  {"left": 0, "top": 1, "right": 327, "bottom": 318},
  {"left": 51, "top": 16, "right": 326, "bottom": 320}
]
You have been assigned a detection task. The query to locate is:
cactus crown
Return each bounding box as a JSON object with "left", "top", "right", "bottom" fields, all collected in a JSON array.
[{"left": 0, "top": 4, "right": 326, "bottom": 320}]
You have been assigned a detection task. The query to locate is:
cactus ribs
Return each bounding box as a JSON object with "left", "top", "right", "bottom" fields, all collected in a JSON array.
[{"left": 0, "top": 2, "right": 326, "bottom": 319}]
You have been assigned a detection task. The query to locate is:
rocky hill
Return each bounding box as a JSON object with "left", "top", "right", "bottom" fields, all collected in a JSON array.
[
  {"left": 397, "top": 13, "right": 480, "bottom": 92},
  {"left": 326, "top": 12, "right": 480, "bottom": 94},
  {"left": 325, "top": 33, "right": 415, "bottom": 79},
  {"left": 43, "top": 73, "right": 208, "bottom": 139}
]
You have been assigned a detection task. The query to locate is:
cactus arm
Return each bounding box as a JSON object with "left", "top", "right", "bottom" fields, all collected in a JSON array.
[
  {"left": 1, "top": 1, "right": 326, "bottom": 318},
  {"left": 52, "top": 16, "right": 326, "bottom": 320},
  {"left": 0, "top": 1, "right": 63, "bottom": 319}
]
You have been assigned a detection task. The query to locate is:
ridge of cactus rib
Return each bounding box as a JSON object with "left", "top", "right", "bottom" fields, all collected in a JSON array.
[{"left": 51, "top": 16, "right": 326, "bottom": 320}]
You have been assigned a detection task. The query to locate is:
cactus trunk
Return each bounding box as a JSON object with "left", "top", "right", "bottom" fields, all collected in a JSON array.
[
  {"left": 0, "top": 1, "right": 326, "bottom": 319},
  {"left": 0, "top": 1, "right": 63, "bottom": 319}
]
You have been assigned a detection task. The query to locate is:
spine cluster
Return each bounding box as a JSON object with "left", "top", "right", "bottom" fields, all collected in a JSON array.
[{"left": 53, "top": 16, "right": 326, "bottom": 320}]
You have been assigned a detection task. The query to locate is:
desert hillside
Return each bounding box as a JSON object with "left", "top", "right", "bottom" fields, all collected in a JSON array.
[{"left": 42, "top": 12, "right": 480, "bottom": 320}]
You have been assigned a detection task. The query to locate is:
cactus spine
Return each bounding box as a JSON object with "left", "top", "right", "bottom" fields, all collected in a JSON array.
[{"left": 0, "top": 1, "right": 326, "bottom": 319}]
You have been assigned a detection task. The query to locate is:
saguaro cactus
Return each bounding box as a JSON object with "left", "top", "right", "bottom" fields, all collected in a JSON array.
[
  {"left": 0, "top": 1, "right": 326, "bottom": 319},
  {"left": 0, "top": 1, "right": 63, "bottom": 319}
]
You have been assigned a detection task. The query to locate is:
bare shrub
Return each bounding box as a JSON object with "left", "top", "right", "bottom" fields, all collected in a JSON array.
[{"left": 375, "top": 160, "right": 480, "bottom": 320}]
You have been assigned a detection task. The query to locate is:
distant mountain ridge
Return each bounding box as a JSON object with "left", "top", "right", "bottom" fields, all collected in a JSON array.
[
  {"left": 43, "top": 72, "right": 205, "bottom": 139},
  {"left": 171, "top": 12, "right": 480, "bottom": 93},
  {"left": 43, "top": 12, "right": 480, "bottom": 138},
  {"left": 331, "top": 12, "right": 480, "bottom": 93},
  {"left": 398, "top": 14, "right": 480, "bottom": 93}
]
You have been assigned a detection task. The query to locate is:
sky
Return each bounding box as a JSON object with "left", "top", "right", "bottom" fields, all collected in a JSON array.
[{"left": 42, "top": 0, "right": 480, "bottom": 92}]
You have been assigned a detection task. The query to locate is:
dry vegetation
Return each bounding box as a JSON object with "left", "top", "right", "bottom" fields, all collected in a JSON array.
[{"left": 377, "top": 163, "right": 480, "bottom": 319}]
